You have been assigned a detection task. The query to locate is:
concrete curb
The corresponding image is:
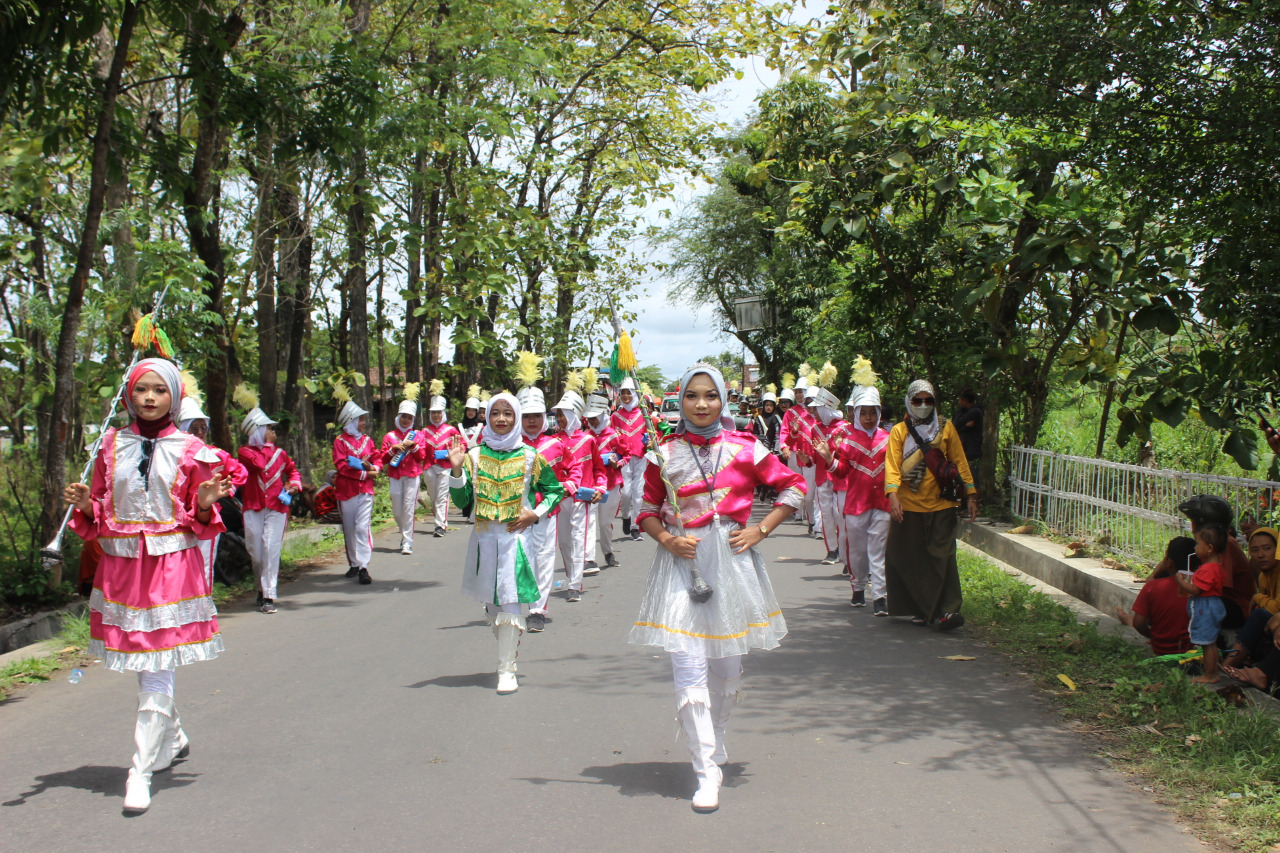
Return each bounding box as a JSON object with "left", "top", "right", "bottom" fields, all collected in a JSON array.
[
  {"left": 960, "top": 518, "right": 1143, "bottom": 617},
  {"left": 0, "top": 601, "right": 88, "bottom": 663}
]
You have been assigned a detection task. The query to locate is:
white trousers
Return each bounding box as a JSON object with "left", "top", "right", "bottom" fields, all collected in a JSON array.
[
  {"left": 587, "top": 488, "right": 618, "bottom": 559},
  {"left": 137, "top": 669, "right": 175, "bottom": 698},
  {"left": 817, "top": 481, "right": 839, "bottom": 553},
  {"left": 619, "top": 456, "right": 646, "bottom": 522},
  {"left": 527, "top": 512, "right": 559, "bottom": 614},
  {"left": 244, "top": 508, "right": 287, "bottom": 599},
  {"left": 802, "top": 466, "right": 819, "bottom": 532},
  {"left": 339, "top": 493, "right": 374, "bottom": 569},
  {"left": 197, "top": 535, "right": 219, "bottom": 590},
  {"left": 670, "top": 650, "right": 742, "bottom": 692},
  {"left": 388, "top": 476, "right": 420, "bottom": 550},
  {"left": 845, "top": 509, "right": 890, "bottom": 599},
  {"left": 421, "top": 465, "right": 450, "bottom": 531},
  {"left": 834, "top": 490, "right": 850, "bottom": 564},
  {"left": 556, "top": 501, "right": 588, "bottom": 591}
]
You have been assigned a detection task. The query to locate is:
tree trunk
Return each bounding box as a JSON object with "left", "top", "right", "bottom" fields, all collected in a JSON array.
[
  {"left": 345, "top": 145, "right": 372, "bottom": 412},
  {"left": 1096, "top": 314, "right": 1130, "bottom": 458},
  {"left": 40, "top": 0, "right": 139, "bottom": 584},
  {"left": 403, "top": 150, "right": 424, "bottom": 384},
  {"left": 252, "top": 137, "right": 278, "bottom": 413}
]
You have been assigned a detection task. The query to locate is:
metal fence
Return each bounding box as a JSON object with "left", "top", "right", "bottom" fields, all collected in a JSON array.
[{"left": 1009, "top": 446, "right": 1280, "bottom": 564}]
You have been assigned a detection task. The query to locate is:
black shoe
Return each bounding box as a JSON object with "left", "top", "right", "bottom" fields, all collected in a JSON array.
[
  {"left": 821, "top": 550, "right": 838, "bottom": 565},
  {"left": 604, "top": 553, "right": 619, "bottom": 568},
  {"left": 261, "top": 598, "right": 277, "bottom": 614},
  {"left": 527, "top": 613, "right": 546, "bottom": 633},
  {"left": 344, "top": 567, "right": 360, "bottom": 578},
  {"left": 583, "top": 561, "right": 600, "bottom": 576},
  {"left": 850, "top": 590, "right": 866, "bottom": 608},
  {"left": 807, "top": 524, "right": 814, "bottom": 535},
  {"left": 939, "top": 611, "right": 965, "bottom": 631},
  {"left": 873, "top": 598, "right": 888, "bottom": 617},
  {"left": 358, "top": 568, "right": 372, "bottom": 585},
  {"left": 567, "top": 587, "right": 582, "bottom": 602},
  {"left": 622, "top": 518, "right": 632, "bottom": 536},
  {"left": 255, "top": 591, "right": 264, "bottom": 607},
  {"left": 433, "top": 528, "right": 444, "bottom": 538},
  {"left": 630, "top": 530, "right": 643, "bottom": 541},
  {"left": 841, "top": 564, "right": 851, "bottom": 576}
]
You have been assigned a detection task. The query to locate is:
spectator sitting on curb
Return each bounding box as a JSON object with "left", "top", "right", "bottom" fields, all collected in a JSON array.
[
  {"left": 1223, "top": 527, "right": 1280, "bottom": 673},
  {"left": 1115, "top": 536, "right": 1194, "bottom": 657}
]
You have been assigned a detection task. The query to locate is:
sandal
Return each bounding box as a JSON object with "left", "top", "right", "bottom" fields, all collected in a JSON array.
[
  {"left": 911, "top": 616, "right": 928, "bottom": 626},
  {"left": 939, "top": 612, "right": 965, "bottom": 632}
]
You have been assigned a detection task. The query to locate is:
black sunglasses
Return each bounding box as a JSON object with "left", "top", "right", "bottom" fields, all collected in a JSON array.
[{"left": 910, "top": 396, "right": 935, "bottom": 406}]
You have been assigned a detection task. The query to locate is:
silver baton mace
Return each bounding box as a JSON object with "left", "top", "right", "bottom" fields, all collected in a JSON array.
[
  {"left": 608, "top": 308, "right": 712, "bottom": 603},
  {"left": 41, "top": 284, "right": 174, "bottom": 569}
]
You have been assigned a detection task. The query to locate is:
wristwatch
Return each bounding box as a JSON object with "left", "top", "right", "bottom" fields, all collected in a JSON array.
[{"left": 758, "top": 524, "right": 771, "bottom": 537}]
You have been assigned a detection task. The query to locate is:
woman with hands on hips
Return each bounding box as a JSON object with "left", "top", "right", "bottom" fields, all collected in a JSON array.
[{"left": 629, "top": 363, "right": 805, "bottom": 815}]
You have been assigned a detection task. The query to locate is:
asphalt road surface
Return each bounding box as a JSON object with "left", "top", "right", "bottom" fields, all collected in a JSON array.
[{"left": 1, "top": 509, "right": 1202, "bottom": 852}]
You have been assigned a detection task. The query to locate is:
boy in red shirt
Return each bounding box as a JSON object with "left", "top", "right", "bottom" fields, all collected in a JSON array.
[{"left": 1177, "top": 524, "right": 1228, "bottom": 683}]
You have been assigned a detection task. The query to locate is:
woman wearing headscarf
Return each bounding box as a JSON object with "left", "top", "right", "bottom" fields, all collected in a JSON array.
[
  {"left": 64, "top": 357, "right": 234, "bottom": 813},
  {"left": 630, "top": 364, "right": 805, "bottom": 814},
  {"left": 333, "top": 396, "right": 383, "bottom": 585},
  {"left": 447, "top": 393, "right": 566, "bottom": 693},
  {"left": 237, "top": 406, "right": 302, "bottom": 613},
  {"left": 884, "top": 379, "right": 977, "bottom": 630}
]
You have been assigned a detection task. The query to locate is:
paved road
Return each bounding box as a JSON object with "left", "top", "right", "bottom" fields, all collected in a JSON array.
[{"left": 2, "top": 511, "right": 1202, "bottom": 852}]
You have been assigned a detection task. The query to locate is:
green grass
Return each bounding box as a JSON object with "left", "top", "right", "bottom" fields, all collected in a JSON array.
[
  {"left": 960, "top": 549, "right": 1280, "bottom": 849},
  {"left": 0, "top": 609, "right": 92, "bottom": 701},
  {"left": 212, "top": 526, "right": 347, "bottom": 605}
]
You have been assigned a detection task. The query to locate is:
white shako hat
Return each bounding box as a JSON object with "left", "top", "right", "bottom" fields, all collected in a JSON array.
[
  {"left": 779, "top": 388, "right": 796, "bottom": 403},
  {"left": 583, "top": 392, "right": 610, "bottom": 420},
  {"left": 179, "top": 396, "right": 208, "bottom": 425},
  {"left": 794, "top": 375, "right": 810, "bottom": 392},
  {"left": 337, "top": 400, "right": 369, "bottom": 426},
  {"left": 552, "top": 389, "right": 586, "bottom": 416},
  {"left": 847, "top": 385, "right": 881, "bottom": 409},
  {"left": 397, "top": 400, "right": 418, "bottom": 418},
  {"left": 812, "top": 388, "right": 840, "bottom": 410},
  {"left": 428, "top": 395, "right": 447, "bottom": 412},
  {"left": 516, "top": 387, "right": 546, "bottom": 414},
  {"left": 804, "top": 385, "right": 820, "bottom": 402},
  {"left": 761, "top": 391, "right": 777, "bottom": 403},
  {"left": 240, "top": 407, "right": 278, "bottom": 437},
  {"left": 619, "top": 376, "right": 638, "bottom": 391},
  {"left": 464, "top": 396, "right": 482, "bottom": 410}
]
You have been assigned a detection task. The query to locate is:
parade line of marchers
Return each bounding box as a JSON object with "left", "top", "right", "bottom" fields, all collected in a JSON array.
[{"left": 60, "top": 314, "right": 988, "bottom": 816}]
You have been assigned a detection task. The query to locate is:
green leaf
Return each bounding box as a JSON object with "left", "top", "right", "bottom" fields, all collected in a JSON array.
[{"left": 1224, "top": 430, "right": 1259, "bottom": 471}]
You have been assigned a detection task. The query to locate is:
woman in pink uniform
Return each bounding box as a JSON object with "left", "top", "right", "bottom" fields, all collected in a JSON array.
[
  {"left": 585, "top": 392, "right": 628, "bottom": 570},
  {"left": 630, "top": 363, "right": 805, "bottom": 815},
  {"left": 333, "top": 400, "right": 383, "bottom": 584},
  {"left": 64, "top": 357, "right": 233, "bottom": 813}
]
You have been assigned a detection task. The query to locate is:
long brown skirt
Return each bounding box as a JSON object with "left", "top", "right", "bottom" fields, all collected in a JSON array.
[{"left": 885, "top": 509, "right": 962, "bottom": 621}]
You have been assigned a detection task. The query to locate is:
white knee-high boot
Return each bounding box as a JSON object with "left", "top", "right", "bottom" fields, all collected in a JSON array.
[
  {"left": 707, "top": 670, "right": 741, "bottom": 766},
  {"left": 123, "top": 692, "right": 173, "bottom": 813},
  {"left": 151, "top": 704, "right": 190, "bottom": 772},
  {"left": 494, "top": 614, "right": 524, "bottom": 695},
  {"left": 677, "top": 687, "right": 721, "bottom": 813}
]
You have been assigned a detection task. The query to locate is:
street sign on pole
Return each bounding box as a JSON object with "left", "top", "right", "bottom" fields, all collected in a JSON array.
[{"left": 732, "top": 296, "right": 773, "bottom": 332}]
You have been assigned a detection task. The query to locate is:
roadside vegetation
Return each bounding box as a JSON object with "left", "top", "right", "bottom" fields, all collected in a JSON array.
[{"left": 960, "top": 550, "right": 1280, "bottom": 851}]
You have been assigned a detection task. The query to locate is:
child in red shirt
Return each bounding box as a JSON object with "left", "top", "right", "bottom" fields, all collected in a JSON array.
[{"left": 1177, "top": 524, "right": 1228, "bottom": 683}]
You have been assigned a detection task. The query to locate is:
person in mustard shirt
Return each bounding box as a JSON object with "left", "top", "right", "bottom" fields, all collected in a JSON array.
[{"left": 884, "top": 379, "right": 978, "bottom": 630}]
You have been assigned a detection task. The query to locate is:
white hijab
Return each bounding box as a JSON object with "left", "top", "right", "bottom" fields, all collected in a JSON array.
[
  {"left": 248, "top": 425, "right": 268, "bottom": 448},
  {"left": 674, "top": 363, "right": 735, "bottom": 437},
  {"left": 522, "top": 413, "right": 547, "bottom": 442},
  {"left": 482, "top": 393, "right": 523, "bottom": 452}
]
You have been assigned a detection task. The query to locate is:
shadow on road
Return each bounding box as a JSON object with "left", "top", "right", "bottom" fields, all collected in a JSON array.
[
  {"left": 2, "top": 764, "right": 197, "bottom": 807},
  {"left": 405, "top": 672, "right": 493, "bottom": 689}
]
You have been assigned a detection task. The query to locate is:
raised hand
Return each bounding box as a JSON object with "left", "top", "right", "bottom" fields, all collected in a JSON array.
[
  {"left": 447, "top": 436, "right": 467, "bottom": 472},
  {"left": 198, "top": 473, "right": 235, "bottom": 510}
]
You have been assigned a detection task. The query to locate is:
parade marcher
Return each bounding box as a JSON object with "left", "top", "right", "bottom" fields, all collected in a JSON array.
[
  {"left": 65, "top": 357, "right": 233, "bottom": 813},
  {"left": 585, "top": 390, "right": 627, "bottom": 569},
  {"left": 816, "top": 359, "right": 891, "bottom": 615},
  {"left": 885, "top": 379, "right": 978, "bottom": 629},
  {"left": 382, "top": 383, "right": 428, "bottom": 554},
  {"left": 612, "top": 376, "right": 648, "bottom": 540},
  {"left": 458, "top": 387, "right": 485, "bottom": 524},
  {"left": 798, "top": 364, "right": 847, "bottom": 565},
  {"left": 752, "top": 387, "right": 782, "bottom": 451},
  {"left": 178, "top": 388, "right": 246, "bottom": 587},
  {"left": 552, "top": 376, "right": 598, "bottom": 601},
  {"left": 630, "top": 363, "right": 805, "bottom": 814},
  {"left": 419, "top": 380, "right": 462, "bottom": 537},
  {"left": 516, "top": 353, "right": 568, "bottom": 633},
  {"left": 447, "top": 392, "right": 566, "bottom": 693},
  {"left": 332, "top": 384, "right": 383, "bottom": 584},
  {"left": 235, "top": 395, "right": 302, "bottom": 613}
]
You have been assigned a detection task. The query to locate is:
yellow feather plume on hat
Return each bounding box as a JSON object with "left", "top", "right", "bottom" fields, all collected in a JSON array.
[
  {"left": 767, "top": 382, "right": 777, "bottom": 394},
  {"left": 581, "top": 366, "right": 599, "bottom": 394},
  {"left": 818, "top": 361, "right": 838, "bottom": 389},
  {"left": 797, "top": 362, "right": 812, "bottom": 382},
  {"left": 330, "top": 378, "right": 351, "bottom": 405},
  {"left": 181, "top": 370, "right": 202, "bottom": 405},
  {"left": 515, "top": 351, "right": 543, "bottom": 389},
  {"left": 479, "top": 390, "right": 491, "bottom": 403},
  {"left": 851, "top": 355, "right": 879, "bottom": 387},
  {"left": 782, "top": 372, "right": 796, "bottom": 389},
  {"left": 564, "top": 370, "right": 583, "bottom": 394},
  {"left": 429, "top": 378, "right": 445, "bottom": 397},
  {"left": 640, "top": 381, "right": 653, "bottom": 398},
  {"left": 402, "top": 381, "right": 421, "bottom": 402},
  {"left": 466, "top": 384, "right": 481, "bottom": 401},
  {"left": 232, "top": 382, "right": 259, "bottom": 411}
]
